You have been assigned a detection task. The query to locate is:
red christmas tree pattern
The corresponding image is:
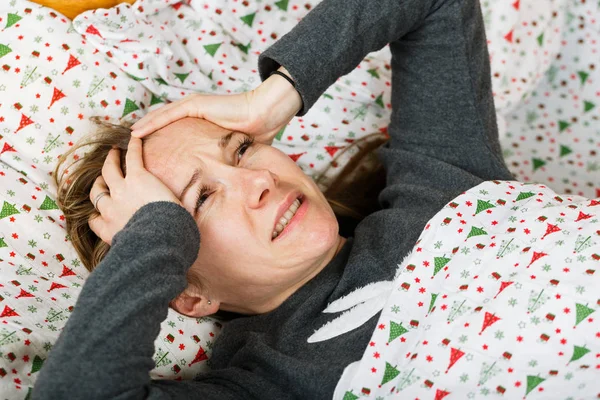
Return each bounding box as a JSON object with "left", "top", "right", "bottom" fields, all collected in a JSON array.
[
  {"left": 526, "top": 251, "right": 547, "bottom": 268},
  {"left": 48, "top": 87, "right": 66, "bottom": 109},
  {"left": 47, "top": 282, "right": 68, "bottom": 292},
  {"left": 575, "top": 211, "right": 593, "bottom": 221},
  {"left": 493, "top": 281, "right": 514, "bottom": 299},
  {"left": 445, "top": 347, "right": 465, "bottom": 373},
  {"left": 1, "top": 142, "right": 16, "bottom": 154},
  {"left": 62, "top": 54, "right": 81, "bottom": 75},
  {"left": 15, "top": 288, "right": 35, "bottom": 299},
  {"left": 288, "top": 152, "right": 306, "bottom": 162},
  {"left": 14, "top": 114, "right": 34, "bottom": 134},
  {"left": 435, "top": 389, "right": 451, "bottom": 400},
  {"left": 85, "top": 24, "right": 103, "bottom": 38},
  {"left": 324, "top": 146, "right": 342, "bottom": 157},
  {"left": 541, "top": 223, "right": 561, "bottom": 239},
  {"left": 59, "top": 265, "right": 76, "bottom": 278},
  {"left": 479, "top": 312, "right": 501, "bottom": 335},
  {"left": 0, "top": 305, "right": 19, "bottom": 318},
  {"left": 188, "top": 346, "right": 208, "bottom": 366}
]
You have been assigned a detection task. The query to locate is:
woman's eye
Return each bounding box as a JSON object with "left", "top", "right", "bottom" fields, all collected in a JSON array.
[
  {"left": 195, "top": 185, "right": 212, "bottom": 213},
  {"left": 236, "top": 136, "right": 254, "bottom": 163}
]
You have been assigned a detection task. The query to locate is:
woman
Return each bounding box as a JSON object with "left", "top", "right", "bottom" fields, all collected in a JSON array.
[{"left": 32, "top": 0, "right": 513, "bottom": 398}]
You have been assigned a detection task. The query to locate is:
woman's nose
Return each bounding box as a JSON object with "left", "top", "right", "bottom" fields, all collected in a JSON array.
[{"left": 245, "top": 169, "right": 278, "bottom": 209}]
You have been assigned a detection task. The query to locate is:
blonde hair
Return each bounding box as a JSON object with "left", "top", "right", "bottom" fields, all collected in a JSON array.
[{"left": 54, "top": 118, "right": 204, "bottom": 290}]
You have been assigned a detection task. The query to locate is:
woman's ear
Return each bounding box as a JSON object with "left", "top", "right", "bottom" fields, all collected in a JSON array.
[{"left": 169, "top": 289, "right": 219, "bottom": 318}]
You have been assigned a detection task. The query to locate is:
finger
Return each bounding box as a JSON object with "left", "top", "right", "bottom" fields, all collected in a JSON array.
[
  {"left": 102, "top": 148, "right": 125, "bottom": 188},
  {"left": 130, "top": 103, "right": 179, "bottom": 137},
  {"left": 125, "top": 137, "right": 144, "bottom": 173},
  {"left": 89, "top": 175, "right": 109, "bottom": 203},
  {"left": 89, "top": 176, "right": 111, "bottom": 214},
  {"left": 131, "top": 99, "right": 199, "bottom": 137},
  {"left": 88, "top": 214, "right": 110, "bottom": 245}
]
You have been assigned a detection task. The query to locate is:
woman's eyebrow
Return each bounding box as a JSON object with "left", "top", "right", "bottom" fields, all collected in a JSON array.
[{"left": 179, "top": 131, "right": 236, "bottom": 200}]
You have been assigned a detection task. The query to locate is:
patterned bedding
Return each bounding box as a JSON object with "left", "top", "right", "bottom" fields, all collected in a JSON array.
[{"left": 0, "top": 0, "right": 597, "bottom": 398}]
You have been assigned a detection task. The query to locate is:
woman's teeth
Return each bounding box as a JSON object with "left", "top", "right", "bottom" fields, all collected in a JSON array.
[{"left": 272, "top": 198, "right": 301, "bottom": 239}]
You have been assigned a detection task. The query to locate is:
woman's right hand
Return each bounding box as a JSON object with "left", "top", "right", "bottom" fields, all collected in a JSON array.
[{"left": 130, "top": 67, "right": 303, "bottom": 145}]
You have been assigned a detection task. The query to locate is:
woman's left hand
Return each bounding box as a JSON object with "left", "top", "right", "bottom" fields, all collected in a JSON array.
[{"left": 88, "top": 137, "right": 181, "bottom": 245}]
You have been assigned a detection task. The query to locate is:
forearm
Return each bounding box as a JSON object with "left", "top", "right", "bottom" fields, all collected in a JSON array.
[
  {"left": 32, "top": 202, "right": 200, "bottom": 400},
  {"left": 258, "top": 0, "right": 436, "bottom": 115}
]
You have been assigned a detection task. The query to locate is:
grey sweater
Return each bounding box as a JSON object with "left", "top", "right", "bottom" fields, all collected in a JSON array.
[{"left": 32, "top": 0, "right": 513, "bottom": 398}]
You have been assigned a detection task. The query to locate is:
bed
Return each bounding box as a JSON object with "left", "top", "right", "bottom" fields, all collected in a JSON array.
[{"left": 0, "top": 0, "right": 598, "bottom": 398}]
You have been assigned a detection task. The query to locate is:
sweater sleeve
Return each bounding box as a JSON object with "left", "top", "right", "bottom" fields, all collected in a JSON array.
[
  {"left": 258, "top": 0, "right": 436, "bottom": 116},
  {"left": 30, "top": 202, "right": 243, "bottom": 399}
]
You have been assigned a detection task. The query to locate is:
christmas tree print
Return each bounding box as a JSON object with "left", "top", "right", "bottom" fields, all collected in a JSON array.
[
  {"left": 388, "top": 321, "right": 408, "bottom": 343},
  {"left": 577, "top": 70, "right": 589, "bottom": 85},
  {"left": 39, "top": 196, "right": 59, "bottom": 210},
  {"left": 14, "top": 113, "right": 34, "bottom": 134},
  {"left": 479, "top": 312, "right": 501, "bottom": 335},
  {"left": 395, "top": 368, "right": 419, "bottom": 391},
  {"left": 275, "top": 0, "right": 289, "bottom": 11},
  {"left": 0, "top": 43, "right": 12, "bottom": 58},
  {"left": 122, "top": 98, "right": 140, "bottom": 117},
  {"left": 240, "top": 12, "right": 256, "bottom": 27},
  {"left": 47, "top": 87, "right": 66, "bottom": 110},
  {"left": 435, "top": 389, "right": 451, "bottom": 400},
  {"left": 189, "top": 346, "right": 208, "bottom": 366},
  {"left": 45, "top": 308, "right": 68, "bottom": 323},
  {"left": 496, "top": 238, "right": 518, "bottom": 258},
  {"left": 380, "top": 362, "right": 400, "bottom": 386},
  {"left": 150, "top": 94, "right": 165, "bottom": 106},
  {"left": 87, "top": 76, "right": 107, "bottom": 98},
  {"left": 4, "top": 13, "right": 22, "bottom": 30},
  {"left": 558, "top": 120, "right": 570, "bottom": 132},
  {"left": 447, "top": 300, "right": 470, "bottom": 324},
  {"left": 524, "top": 375, "right": 545, "bottom": 397},
  {"left": 43, "top": 133, "right": 64, "bottom": 153},
  {"left": 583, "top": 100, "right": 595, "bottom": 112},
  {"left": 0, "top": 328, "right": 21, "bottom": 346},
  {"left": 574, "top": 235, "right": 593, "bottom": 253},
  {"left": 527, "top": 289, "right": 547, "bottom": 313},
  {"left": 526, "top": 251, "right": 547, "bottom": 268},
  {"left": 31, "top": 355, "right": 44, "bottom": 374},
  {"left": 445, "top": 347, "right": 465, "bottom": 373},
  {"left": 427, "top": 293, "right": 438, "bottom": 316},
  {"left": 478, "top": 361, "right": 501, "bottom": 385},
  {"left": 20, "top": 66, "right": 41, "bottom": 88},
  {"left": 433, "top": 257, "right": 450, "bottom": 278},
  {"left": 374, "top": 93, "right": 384, "bottom": 108},
  {"left": 532, "top": 158, "right": 545, "bottom": 171},
  {"left": 0, "top": 237, "right": 7, "bottom": 248},
  {"left": 475, "top": 199, "right": 495, "bottom": 214},
  {"left": 493, "top": 281, "right": 514, "bottom": 299},
  {"left": 567, "top": 345, "right": 590, "bottom": 364},
  {"left": 0, "top": 201, "right": 20, "bottom": 219},
  {"left": 559, "top": 144, "right": 572, "bottom": 157},
  {"left": 61, "top": 54, "right": 81, "bottom": 75},
  {"left": 85, "top": 24, "right": 103, "bottom": 39},
  {"left": 342, "top": 392, "right": 359, "bottom": 400},
  {"left": 574, "top": 211, "right": 593, "bottom": 222},
  {"left": 154, "top": 347, "right": 172, "bottom": 367},
  {"left": 0, "top": 305, "right": 19, "bottom": 318},
  {"left": 203, "top": 43, "right": 221, "bottom": 57},
  {"left": 515, "top": 191, "right": 534, "bottom": 201},
  {"left": 174, "top": 72, "right": 190, "bottom": 84},
  {"left": 467, "top": 226, "right": 487, "bottom": 239},
  {"left": 574, "top": 303, "right": 595, "bottom": 327},
  {"left": 541, "top": 223, "right": 560, "bottom": 239}
]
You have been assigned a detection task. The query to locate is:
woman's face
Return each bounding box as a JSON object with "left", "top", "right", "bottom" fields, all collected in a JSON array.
[{"left": 143, "top": 118, "right": 344, "bottom": 315}]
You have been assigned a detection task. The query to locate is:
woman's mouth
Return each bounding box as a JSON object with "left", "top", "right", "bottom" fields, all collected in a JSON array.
[{"left": 272, "top": 196, "right": 307, "bottom": 241}]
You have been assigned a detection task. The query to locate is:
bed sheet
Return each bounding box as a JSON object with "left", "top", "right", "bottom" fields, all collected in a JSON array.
[
  {"left": 333, "top": 180, "right": 600, "bottom": 399},
  {"left": 0, "top": 0, "right": 597, "bottom": 398}
]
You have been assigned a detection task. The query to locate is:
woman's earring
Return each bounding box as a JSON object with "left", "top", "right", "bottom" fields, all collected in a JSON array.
[{"left": 207, "top": 300, "right": 212, "bottom": 305}]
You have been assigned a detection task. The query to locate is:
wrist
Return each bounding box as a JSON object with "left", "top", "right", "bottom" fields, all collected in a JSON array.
[{"left": 262, "top": 67, "right": 303, "bottom": 116}]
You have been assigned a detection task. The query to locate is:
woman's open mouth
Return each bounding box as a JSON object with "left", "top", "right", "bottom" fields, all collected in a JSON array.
[{"left": 272, "top": 195, "right": 307, "bottom": 241}]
